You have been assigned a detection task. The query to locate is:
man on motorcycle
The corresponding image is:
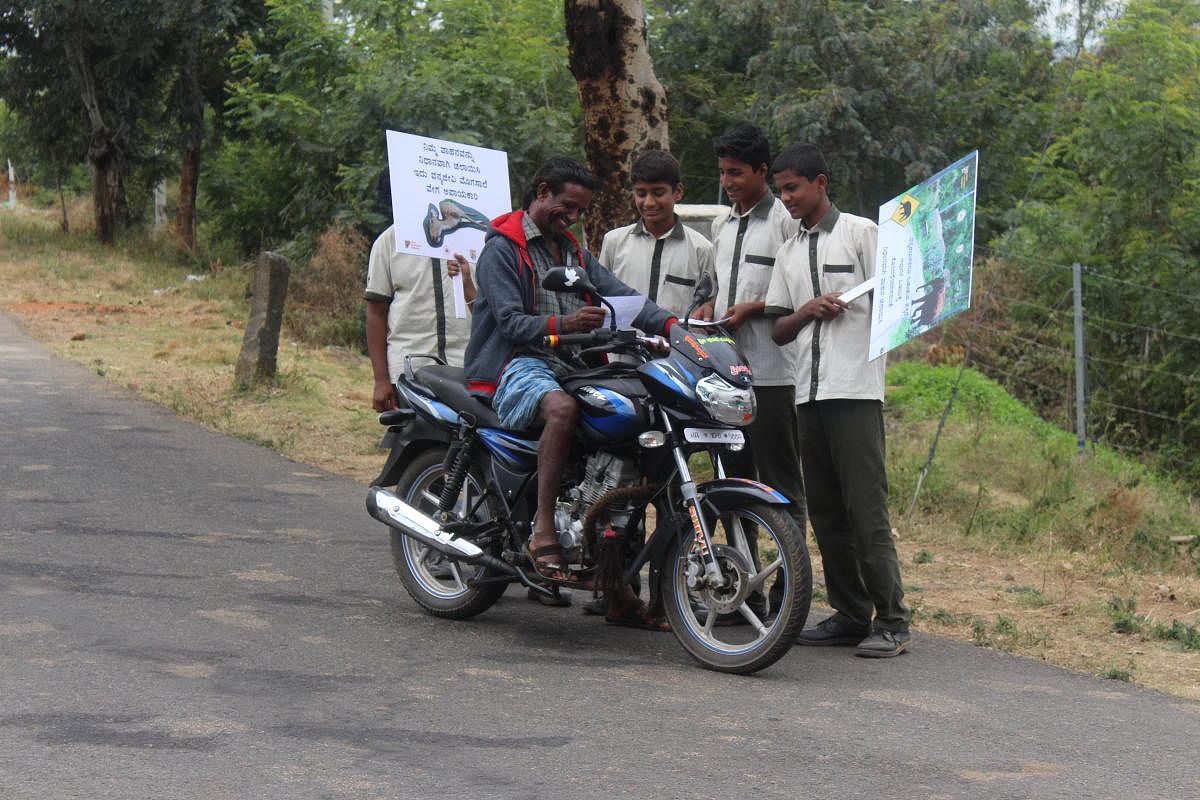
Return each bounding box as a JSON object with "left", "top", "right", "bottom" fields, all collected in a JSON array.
[{"left": 464, "top": 157, "right": 678, "bottom": 620}]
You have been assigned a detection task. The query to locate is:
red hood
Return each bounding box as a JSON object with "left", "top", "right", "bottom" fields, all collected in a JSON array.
[
  {"left": 489, "top": 209, "right": 583, "bottom": 251},
  {"left": 489, "top": 210, "right": 529, "bottom": 248}
]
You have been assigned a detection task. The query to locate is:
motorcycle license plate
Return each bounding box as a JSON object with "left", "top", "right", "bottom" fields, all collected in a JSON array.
[{"left": 683, "top": 428, "right": 745, "bottom": 445}]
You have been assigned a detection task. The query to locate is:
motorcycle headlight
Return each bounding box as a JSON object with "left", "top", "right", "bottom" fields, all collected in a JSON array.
[{"left": 695, "top": 373, "right": 756, "bottom": 426}]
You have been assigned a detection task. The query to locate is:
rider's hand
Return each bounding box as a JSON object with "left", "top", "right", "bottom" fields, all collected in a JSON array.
[
  {"left": 561, "top": 305, "right": 606, "bottom": 333},
  {"left": 801, "top": 292, "right": 849, "bottom": 321},
  {"left": 695, "top": 301, "right": 715, "bottom": 322},
  {"left": 373, "top": 378, "right": 400, "bottom": 412},
  {"left": 725, "top": 302, "right": 761, "bottom": 331}
]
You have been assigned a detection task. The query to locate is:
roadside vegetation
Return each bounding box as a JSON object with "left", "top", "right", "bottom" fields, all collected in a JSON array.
[{"left": 3, "top": 207, "right": 1197, "bottom": 699}]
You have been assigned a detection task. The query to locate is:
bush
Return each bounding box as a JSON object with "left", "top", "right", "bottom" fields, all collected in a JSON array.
[{"left": 285, "top": 225, "right": 369, "bottom": 350}]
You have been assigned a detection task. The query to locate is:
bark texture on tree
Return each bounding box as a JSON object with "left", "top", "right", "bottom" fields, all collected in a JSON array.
[
  {"left": 64, "top": 37, "right": 127, "bottom": 244},
  {"left": 175, "top": 147, "right": 201, "bottom": 250},
  {"left": 564, "top": 0, "right": 669, "bottom": 253}
]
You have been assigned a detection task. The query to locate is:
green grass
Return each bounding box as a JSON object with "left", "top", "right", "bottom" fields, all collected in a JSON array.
[
  {"left": 886, "top": 362, "right": 1199, "bottom": 575},
  {"left": 1106, "top": 595, "right": 1144, "bottom": 634},
  {"left": 1005, "top": 585, "right": 1048, "bottom": 608}
]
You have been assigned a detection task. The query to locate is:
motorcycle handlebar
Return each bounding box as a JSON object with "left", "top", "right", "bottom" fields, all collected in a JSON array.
[{"left": 543, "top": 330, "right": 613, "bottom": 347}]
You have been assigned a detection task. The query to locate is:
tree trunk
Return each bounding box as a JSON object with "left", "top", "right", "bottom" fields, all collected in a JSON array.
[
  {"left": 65, "top": 36, "right": 128, "bottom": 244},
  {"left": 175, "top": 146, "right": 201, "bottom": 250},
  {"left": 88, "top": 149, "right": 126, "bottom": 245},
  {"left": 564, "top": 0, "right": 669, "bottom": 254}
]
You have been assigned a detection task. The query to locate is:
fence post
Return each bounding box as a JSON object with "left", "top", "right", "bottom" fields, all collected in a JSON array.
[
  {"left": 6, "top": 160, "right": 16, "bottom": 208},
  {"left": 235, "top": 251, "right": 291, "bottom": 387},
  {"left": 1073, "top": 262, "right": 1087, "bottom": 456},
  {"left": 153, "top": 180, "right": 167, "bottom": 227}
]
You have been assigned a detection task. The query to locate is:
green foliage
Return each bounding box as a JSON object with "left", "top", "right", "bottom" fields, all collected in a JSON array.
[
  {"left": 1006, "top": 585, "right": 1048, "bottom": 608},
  {"left": 913, "top": 548, "right": 934, "bottom": 564},
  {"left": 885, "top": 362, "right": 1199, "bottom": 574},
  {"left": 1102, "top": 664, "right": 1133, "bottom": 682},
  {"left": 1106, "top": 595, "right": 1143, "bottom": 634},
  {"left": 1005, "top": 0, "right": 1200, "bottom": 484},
  {"left": 1149, "top": 619, "right": 1200, "bottom": 651},
  {"left": 208, "top": 0, "right": 582, "bottom": 255}
]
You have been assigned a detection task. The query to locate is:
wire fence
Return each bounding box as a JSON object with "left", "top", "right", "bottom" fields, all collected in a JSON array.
[{"left": 947, "top": 257, "right": 1199, "bottom": 481}]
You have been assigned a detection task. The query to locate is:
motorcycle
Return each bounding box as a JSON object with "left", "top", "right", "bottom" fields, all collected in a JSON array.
[{"left": 367, "top": 268, "right": 811, "bottom": 674}]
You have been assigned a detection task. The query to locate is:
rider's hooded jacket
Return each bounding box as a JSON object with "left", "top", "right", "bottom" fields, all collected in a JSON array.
[{"left": 464, "top": 210, "right": 678, "bottom": 396}]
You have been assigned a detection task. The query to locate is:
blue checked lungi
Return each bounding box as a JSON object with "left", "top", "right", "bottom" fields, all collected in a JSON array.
[{"left": 493, "top": 357, "right": 561, "bottom": 430}]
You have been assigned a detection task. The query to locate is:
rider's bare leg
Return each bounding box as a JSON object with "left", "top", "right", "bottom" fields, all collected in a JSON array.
[{"left": 531, "top": 390, "right": 577, "bottom": 568}]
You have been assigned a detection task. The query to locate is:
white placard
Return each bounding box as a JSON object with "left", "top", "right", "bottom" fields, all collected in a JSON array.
[
  {"left": 385, "top": 130, "right": 512, "bottom": 263},
  {"left": 868, "top": 152, "right": 978, "bottom": 360}
]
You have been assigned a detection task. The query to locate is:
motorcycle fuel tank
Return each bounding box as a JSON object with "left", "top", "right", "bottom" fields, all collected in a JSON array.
[{"left": 571, "top": 383, "right": 648, "bottom": 443}]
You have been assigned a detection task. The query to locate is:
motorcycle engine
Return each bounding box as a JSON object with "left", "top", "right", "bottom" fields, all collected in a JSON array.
[{"left": 555, "top": 452, "right": 641, "bottom": 557}]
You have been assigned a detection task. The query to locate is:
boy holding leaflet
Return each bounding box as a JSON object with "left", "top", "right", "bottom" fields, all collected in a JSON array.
[{"left": 766, "top": 143, "right": 911, "bottom": 657}]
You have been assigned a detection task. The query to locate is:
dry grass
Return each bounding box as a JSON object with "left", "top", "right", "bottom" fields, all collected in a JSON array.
[
  {"left": 3, "top": 206, "right": 1199, "bottom": 699},
  {"left": 286, "top": 225, "right": 370, "bottom": 349}
]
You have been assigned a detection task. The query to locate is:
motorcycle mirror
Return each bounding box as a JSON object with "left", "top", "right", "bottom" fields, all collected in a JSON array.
[
  {"left": 542, "top": 266, "right": 597, "bottom": 295},
  {"left": 684, "top": 272, "right": 715, "bottom": 322}
]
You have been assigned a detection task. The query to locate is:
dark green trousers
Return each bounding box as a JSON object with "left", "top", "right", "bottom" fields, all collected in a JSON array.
[
  {"left": 722, "top": 385, "right": 806, "bottom": 610},
  {"left": 722, "top": 385, "right": 806, "bottom": 528},
  {"left": 797, "top": 399, "right": 909, "bottom": 632}
]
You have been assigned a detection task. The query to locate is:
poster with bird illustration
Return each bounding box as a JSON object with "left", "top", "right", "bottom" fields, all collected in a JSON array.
[
  {"left": 868, "top": 151, "right": 978, "bottom": 360},
  {"left": 385, "top": 130, "right": 511, "bottom": 263}
]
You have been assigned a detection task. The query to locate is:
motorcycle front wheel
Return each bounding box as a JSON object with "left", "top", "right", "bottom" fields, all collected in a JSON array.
[
  {"left": 390, "top": 447, "right": 507, "bottom": 619},
  {"left": 662, "top": 502, "right": 811, "bottom": 674}
]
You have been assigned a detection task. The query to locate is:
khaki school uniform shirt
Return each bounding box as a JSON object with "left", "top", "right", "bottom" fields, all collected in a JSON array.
[
  {"left": 364, "top": 225, "right": 472, "bottom": 382},
  {"left": 712, "top": 193, "right": 801, "bottom": 387},
  {"left": 598, "top": 218, "right": 715, "bottom": 318},
  {"left": 764, "top": 205, "right": 885, "bottom": 403}
]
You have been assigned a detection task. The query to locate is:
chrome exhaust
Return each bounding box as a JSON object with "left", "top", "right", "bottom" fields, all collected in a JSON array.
[
  {"left": 365, "top": 487, "right": 554, "bottom": 597},
  {"left": 367, "top": 486, "right": 487, "bottom": 561}
]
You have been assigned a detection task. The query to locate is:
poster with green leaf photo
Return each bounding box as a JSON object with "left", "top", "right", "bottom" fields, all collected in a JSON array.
[{"left": 868, "top": 151, "right": 978, "bottom": 360}]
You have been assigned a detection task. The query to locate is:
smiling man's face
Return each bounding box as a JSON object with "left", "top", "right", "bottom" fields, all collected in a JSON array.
[{"left": 529, "top": 182, "right": 593, "bottom": 236}]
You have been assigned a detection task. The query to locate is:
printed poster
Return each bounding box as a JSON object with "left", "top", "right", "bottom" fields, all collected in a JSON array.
[
  {"left": 385, "top": 130, "right": 511, "bottom": 263},
  {"left": 868, "top": 151, "right": 978, "bottom": 360}
]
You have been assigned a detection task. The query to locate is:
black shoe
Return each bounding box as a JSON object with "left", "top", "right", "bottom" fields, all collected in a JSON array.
[
  {"left": 795, "top": 615, "right": 870, "bottom": 646},
  {"left": 527, "top": 586, "right": 571, "bottom": 607},
  {"left": 855, "top": 628, "right": 911, "bottom": 658}
]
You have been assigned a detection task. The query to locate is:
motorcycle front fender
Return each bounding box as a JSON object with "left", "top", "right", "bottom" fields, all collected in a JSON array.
[{"left": 697, "top": 477, "right": 793, "bottom": 510}]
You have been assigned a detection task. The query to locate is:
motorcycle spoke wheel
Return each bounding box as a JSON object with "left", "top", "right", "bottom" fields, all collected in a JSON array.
[{"left": 663, "top": 503, "right": 811, "bottom": 674}]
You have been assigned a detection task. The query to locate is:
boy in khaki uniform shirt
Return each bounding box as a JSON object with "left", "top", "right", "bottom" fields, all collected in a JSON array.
[
  {"left": 599, "top": 150, "right": 715, "bottom": 318},
  {"left": 767, "top": 143, "right": 910, "bottom": 658}
]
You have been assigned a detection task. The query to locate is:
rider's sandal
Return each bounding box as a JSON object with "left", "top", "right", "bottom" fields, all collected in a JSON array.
[{"left": 524, "top": 542, "right": 593, "bottom": 590}]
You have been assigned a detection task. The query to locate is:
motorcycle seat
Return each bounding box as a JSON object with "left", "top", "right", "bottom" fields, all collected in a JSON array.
[{"left": 414, "top": 365, "right": 504, "bottom": 428}]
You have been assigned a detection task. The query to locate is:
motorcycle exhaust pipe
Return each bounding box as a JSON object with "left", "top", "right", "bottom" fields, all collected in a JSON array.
[{"left": 365, "top": 487, "right": 555, "bottom": 598}]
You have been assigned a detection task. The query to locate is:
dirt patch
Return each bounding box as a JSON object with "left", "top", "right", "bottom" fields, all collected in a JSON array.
[{"left": 7, "top": 301, "right": 144, "bottom": 315}]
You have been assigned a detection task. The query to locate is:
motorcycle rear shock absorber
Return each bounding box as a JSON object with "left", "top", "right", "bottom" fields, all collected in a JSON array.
[{"left": 437, "top": 431, "right": 477, "bottom": 518}]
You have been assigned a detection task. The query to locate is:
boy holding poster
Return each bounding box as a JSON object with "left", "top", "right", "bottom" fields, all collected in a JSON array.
[{"left": 765, "top": 143, "right": 910, "bottom": 657}]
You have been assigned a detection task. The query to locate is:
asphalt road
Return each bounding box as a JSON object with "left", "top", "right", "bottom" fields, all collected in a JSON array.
[{"left": 1, "top": 311, "right": 1196, "bottom": 800}]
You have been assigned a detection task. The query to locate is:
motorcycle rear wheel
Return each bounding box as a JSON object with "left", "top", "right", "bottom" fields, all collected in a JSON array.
[
  {"left": 662, "top": 502, "right": 811, "bottom": 674},
  {"left": 390, "top": 447, "right": 507, "bottom": 619}
]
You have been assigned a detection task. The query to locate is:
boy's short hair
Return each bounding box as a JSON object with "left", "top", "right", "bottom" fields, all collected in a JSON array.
[
  {"left": 631, "top": 149, "right": 682, "bottom": 187},
  {"left": 712, "top": 123, "right": 771, "bottom": 172},
  {"left": 771, "top": 143, "right": 830, "bottom": 183},
  {"left": 522, "top": 156, "right": 598, "bottom": 209}
]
